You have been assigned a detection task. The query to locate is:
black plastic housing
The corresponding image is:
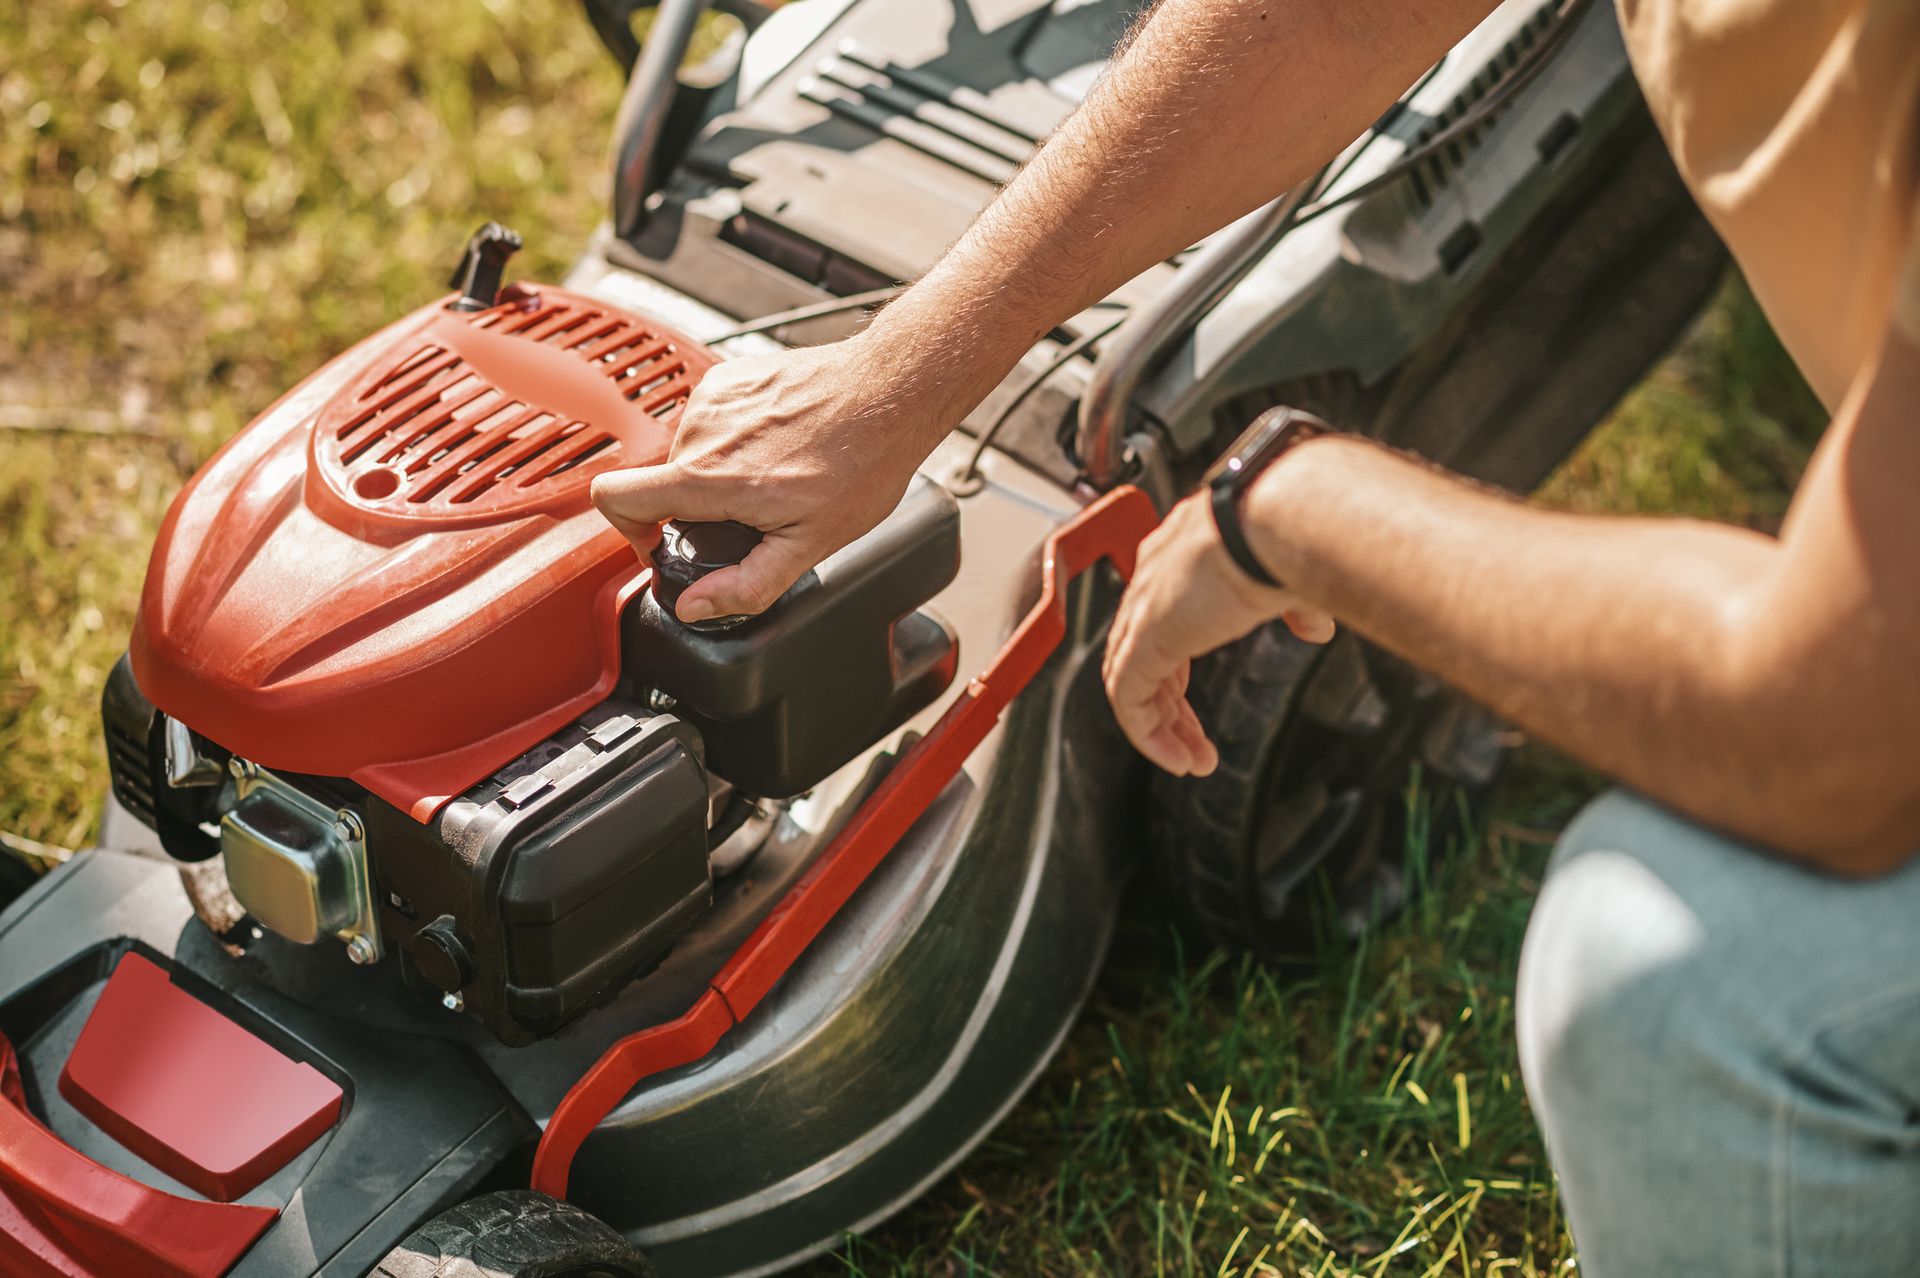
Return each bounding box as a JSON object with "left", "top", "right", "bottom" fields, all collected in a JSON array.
[
  {"left": 366, "top": 702, "right": 711, "bottom": 1046},
  {"left": 622, "top": 477, "right": 962, "bottom": 798},
  {"left": 101, "top": 655, "right": 226, "bottom": 862}
]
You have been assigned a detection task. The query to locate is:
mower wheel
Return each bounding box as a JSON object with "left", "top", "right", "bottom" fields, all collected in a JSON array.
[
  {"left": 371, "top": 1190, "right": 655, "bottom": 1278},
  {"left": 1147, "top": 623, "right": 1497, "bottom": 958}
]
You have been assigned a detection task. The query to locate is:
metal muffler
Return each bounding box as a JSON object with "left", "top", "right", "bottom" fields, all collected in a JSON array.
[{"left": 220, "top": 764, "right": 382, "bottom": 963}]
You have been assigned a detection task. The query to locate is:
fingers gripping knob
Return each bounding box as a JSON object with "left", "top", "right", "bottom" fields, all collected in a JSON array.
[{"left": 650, "top": 520, "right": 764, "bottom": 628}]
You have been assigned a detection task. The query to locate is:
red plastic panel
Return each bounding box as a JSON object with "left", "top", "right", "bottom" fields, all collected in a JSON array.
[
  {"left": 130, "top": 287, "right": 718, "bottom": 821},
  {"left": 58, "top": 954, "right": 342, "bottom": 1203},
  {"left": 530, "top": 486, "right": 1160, "bottom": 1198},
  {"left": 0, "top": 1029, "right": 275, "bottom": 1278}
]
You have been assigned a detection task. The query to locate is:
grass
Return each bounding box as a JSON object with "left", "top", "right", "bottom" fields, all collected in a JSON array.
[
  {"left": 820, "top": 801, "right": 1566, "bottom": 1276},
  {"left": 0, "top": 1, "right": 1825, "bottom": 1273}
]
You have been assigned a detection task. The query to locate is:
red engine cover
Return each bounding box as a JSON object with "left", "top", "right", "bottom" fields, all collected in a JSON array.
[{"left": 131, "top": 286, "right": 717, "bottom": 821}]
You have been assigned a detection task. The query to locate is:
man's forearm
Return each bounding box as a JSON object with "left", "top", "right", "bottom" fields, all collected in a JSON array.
[
  {"left": 1246, "top": 437, "right": 1772, "bottom": 808},
  {"left": 594, "top": 0, "right": 1493, "bottom": 621},
  {"left": 865, "top": 0, "right": 1497, "bottom": 393},
  {"left": 1243, "top": 426, "right": 1918, "bottom": 872}
]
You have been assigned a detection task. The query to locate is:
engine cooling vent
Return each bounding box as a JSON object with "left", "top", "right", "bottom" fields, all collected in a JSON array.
[
  {"left": 1405, "top": 1, "right": 1561, "bottom": 210},
  {"left": 314, "top": 290, "right": 714, "bottom": 521},
  {"left": 105, "top": 716, "right": 156, "bottom": 826}
]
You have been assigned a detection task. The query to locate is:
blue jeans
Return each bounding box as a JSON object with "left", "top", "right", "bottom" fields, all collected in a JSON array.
[{"left": 1518, "top": 791, "right": 1920, "bottom": 1276}]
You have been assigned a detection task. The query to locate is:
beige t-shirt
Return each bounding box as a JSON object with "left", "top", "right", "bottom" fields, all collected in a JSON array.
[{"left": 1616, "top": 0, "right": 1920, "bottom": 405}]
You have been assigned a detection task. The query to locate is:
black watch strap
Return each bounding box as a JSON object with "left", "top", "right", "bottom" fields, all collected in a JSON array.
[
  {"left": 1205, "top": 406, "right": 1331, "bottom": 589},
  {"left": 1210, "top": 481, "right": 1282, "bottom": 588}
]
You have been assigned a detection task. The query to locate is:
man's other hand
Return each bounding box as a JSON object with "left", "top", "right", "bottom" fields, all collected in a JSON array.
[
  {"left": 592, "top": 334, "right": 962, "bottom": 624},
  {"left": 1103, "top": 491, "right": 1335, "bottom": 777}
]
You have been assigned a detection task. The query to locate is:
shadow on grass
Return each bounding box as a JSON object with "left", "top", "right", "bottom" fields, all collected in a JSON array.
[{"left": 811, "top": 781, "right": 1568, "bottom": 1276}]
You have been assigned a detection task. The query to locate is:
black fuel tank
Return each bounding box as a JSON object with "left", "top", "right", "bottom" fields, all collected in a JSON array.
[{"left": 622, "top": 476, "right": 961, "bottom": 798}]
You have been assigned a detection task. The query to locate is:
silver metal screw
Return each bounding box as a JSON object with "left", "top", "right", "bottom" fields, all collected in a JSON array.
[
  {"left": 333, "top": 810, "right": 365, "bottom": 843},
  {"left": 345, "top": 935, "right": 377, "bottom": 965},
  {"left": 648, "top": 688, "right": 677, "bottom": 712},
  {"left": 442, "top": 991, "right": 466, "bottom": 1013},
  {"left": 228, "top": 756, "right": 258, "bottom": 780}
]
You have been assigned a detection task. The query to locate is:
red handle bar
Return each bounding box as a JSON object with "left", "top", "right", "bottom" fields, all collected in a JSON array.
[{"left": 530, "top": 484, "right": 1159, "bottom": 1198}]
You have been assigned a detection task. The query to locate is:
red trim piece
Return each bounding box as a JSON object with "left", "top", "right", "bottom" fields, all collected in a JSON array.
[
  {"left": 0, "top": 1030, "right": 277, "bottom": 1278},
  {"left": 0, "top": 1033, "right": 24, "bottom": 1111},
  {"left": 59, "top": 954, "right": 343, "bottom": 1203},
  {"left": 531, "top": 485, "right": 1159, "bottom": 1198},
  {"left": 528, "top": 991, "right": 735, "bottom": 1199}
]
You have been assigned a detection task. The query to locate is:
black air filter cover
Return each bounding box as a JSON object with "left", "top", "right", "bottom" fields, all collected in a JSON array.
[{"left": 367, "top": 703, "right": 710, "bottom": 1046}]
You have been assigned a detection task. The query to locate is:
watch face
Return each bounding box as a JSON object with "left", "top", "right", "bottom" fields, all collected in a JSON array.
[{"left": 1204, "top": 407, "right": 1311, "bottom": 487}]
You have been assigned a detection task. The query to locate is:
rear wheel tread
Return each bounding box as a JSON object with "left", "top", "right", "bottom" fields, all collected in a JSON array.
[
  {"left": 1149, "top": 624, "right": 1475, "bottom": 954},
  {"left": 371, "top": 1190, "right": 655, "bottom": 1278}
]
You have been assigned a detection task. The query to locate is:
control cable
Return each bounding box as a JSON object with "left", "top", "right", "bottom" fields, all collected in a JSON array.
[
  {"left": 706, "top": 0, "right": 1596, "bottom": 476},
  {"left": 705, "top": 285, "right": 907, "bottom": 343},
  {"left": 957, "top": 311, "right": 1130, "bottom": 484}
]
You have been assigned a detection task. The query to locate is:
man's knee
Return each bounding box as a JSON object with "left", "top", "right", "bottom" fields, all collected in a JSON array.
[
  {"left": 1515, "top": 791, "right": 1753, "bottom": 1124},
  {"left": 1514, "top": 790, "right": 1920, "bottom": 1275}
]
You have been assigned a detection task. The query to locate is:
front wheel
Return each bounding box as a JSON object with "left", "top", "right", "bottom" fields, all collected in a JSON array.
[
  {"left": 1148, "top": 624, "right": 1501, "bottom": 957},
  {"left": 371, "top": 1190, "right": 655, "bottom": 1278}
]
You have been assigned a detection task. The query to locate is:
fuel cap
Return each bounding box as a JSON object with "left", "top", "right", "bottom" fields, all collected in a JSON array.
[{"left": 650, "top": 520, "right": 763, "bottom": 629}]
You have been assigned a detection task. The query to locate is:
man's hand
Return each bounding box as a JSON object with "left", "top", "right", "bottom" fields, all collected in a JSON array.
[
  {"left": 1103, "top": 490, "right": 1334, "bottom": 776},
  {"left": 592, "top": 333, "right": 968, "bottom": 623},
  {"left": 589, "top": 0, "right": 1487, "bottom": 620}
]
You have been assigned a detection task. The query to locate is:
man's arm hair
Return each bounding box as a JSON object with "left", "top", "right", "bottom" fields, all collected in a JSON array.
[
  {"left": 590, "top": 0, "right": 1501, "bottom": 624},
  {"left": 865, "top": 0, "right": 1502, "bottom": 390},
  {"left": 1243, "top": 287, "right": 1920, "bottom": 875}
]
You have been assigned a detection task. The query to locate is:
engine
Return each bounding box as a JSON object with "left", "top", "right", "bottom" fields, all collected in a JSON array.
[{"left": 103, "top": 255, "right": 959, "bottom": 1045}]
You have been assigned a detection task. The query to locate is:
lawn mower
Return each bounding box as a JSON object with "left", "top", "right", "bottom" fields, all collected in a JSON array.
[{"left": 0, "top": 0, "right": 1722, "bottom": 1272}]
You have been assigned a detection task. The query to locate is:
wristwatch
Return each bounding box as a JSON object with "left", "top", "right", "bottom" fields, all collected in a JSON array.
[{"left": 1204, "top": 406, "right": 1332, "bottom": 588}]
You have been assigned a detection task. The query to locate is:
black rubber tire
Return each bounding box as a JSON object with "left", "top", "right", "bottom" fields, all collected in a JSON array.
[
  {"left": 370, "top": 1191, "right": 656, "bottom": 1278},
  {"left": 1149, "top": 623, "right": 1475, "bottom": 957},
  {"left": 1150, "top": 624, "right": 1317, "bottom": 950}
]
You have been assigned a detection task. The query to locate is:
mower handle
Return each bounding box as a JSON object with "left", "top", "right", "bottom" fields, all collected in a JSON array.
[
  {"left": 530, "top": 484, "right": 1160, "bottom": 1199},
  {"left": 607, "top": 0, "right": 772, "bottom": 237}
]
